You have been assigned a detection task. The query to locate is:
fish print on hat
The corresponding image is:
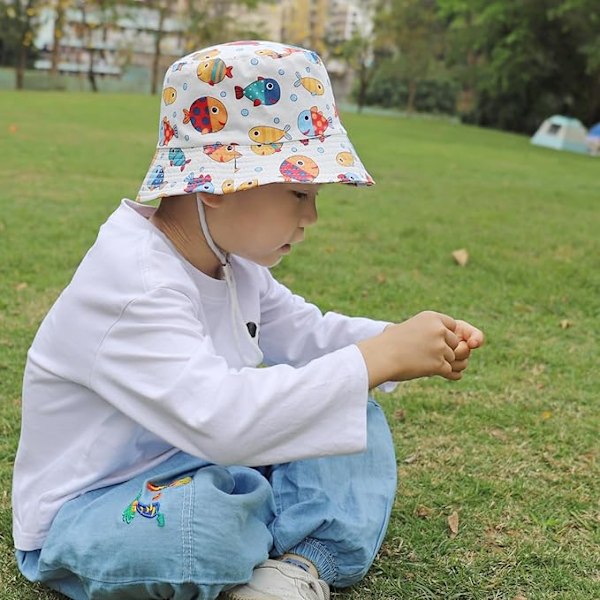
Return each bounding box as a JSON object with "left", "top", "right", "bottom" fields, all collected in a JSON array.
[
  {"left": 203, "top": 142, "right": 241, "bottom": 163},
  {"left": 168, "top": 148, "right": 191, "bottom": 171},
  {"left": 297, "top": 106, "right": 332, "bottom": 142},
  {"left": 159, "top": 117, "right": 178, "bottom": 146},
  {"left": 137, "top": 40, "right": 374, "bottom": 202},
  {"left": 294, "top": 73, "right": 324, "bottom": 96},
  {"left": 183, "top": 96, "right": 228, "bottom": 134},
  {"left": 279, "top": 155, "right": 319, "bottom": 182},
  {"left": 235, "top": 77, "right": 281, "bottom": 106},
  {"left": 248, "top": 124, "right": 292, "bottom": 144},
  {"left": 197, "top": 58, "right": 233, "bottom": 86}
]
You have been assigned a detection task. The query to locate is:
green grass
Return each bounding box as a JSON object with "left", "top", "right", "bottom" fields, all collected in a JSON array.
[{"left": 1, "top": 90, "right": 599, "bottom": 599}]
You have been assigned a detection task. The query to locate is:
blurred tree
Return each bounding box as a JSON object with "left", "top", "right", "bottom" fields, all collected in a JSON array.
[
  {"left": 183, "top": 0, "right": 265, "bottom": 51},
  {"left": 439, "top": 0, "right": 600, "bottom": 131},
  {"left": 375, "top": 0, "right": 445, "bottom": 112},
  {"left": 328, "top": 33, "right": 376, "bottom": 113},
  {"left": 1, "top": 0, "right": 41, "bottom": 88}
]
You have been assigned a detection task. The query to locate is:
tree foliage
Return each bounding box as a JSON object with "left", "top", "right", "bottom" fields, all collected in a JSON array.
[{"left": 366, "top": 0, "right": 600, "bottom": 132}]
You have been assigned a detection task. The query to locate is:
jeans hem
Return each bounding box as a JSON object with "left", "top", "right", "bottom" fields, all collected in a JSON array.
[{"left": 287, "top": 538, "right": 337, "bottom": 585}]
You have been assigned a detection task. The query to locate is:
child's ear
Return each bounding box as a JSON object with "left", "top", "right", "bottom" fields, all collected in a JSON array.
[{"left": 198, "top": 192, "right": 224, "bottom": 209}]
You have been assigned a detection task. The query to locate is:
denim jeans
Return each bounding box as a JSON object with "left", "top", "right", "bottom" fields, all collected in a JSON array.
[{"left": 16, "top": 399, "right": 397, "bottom": 599}]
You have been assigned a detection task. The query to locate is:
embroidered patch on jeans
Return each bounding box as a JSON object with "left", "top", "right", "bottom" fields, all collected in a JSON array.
[{"left": 122, "top": 476, "right": 192, "bottom": 527}]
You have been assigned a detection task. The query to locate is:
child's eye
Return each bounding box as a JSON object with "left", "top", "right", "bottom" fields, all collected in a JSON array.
[{"left": 293, "top": 191, "right": 309, "bottom": 200}]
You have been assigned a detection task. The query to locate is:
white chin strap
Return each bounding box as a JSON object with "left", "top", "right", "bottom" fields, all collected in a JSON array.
[{"left": 196, "top": 194, "right": 263, "bottom": 366}]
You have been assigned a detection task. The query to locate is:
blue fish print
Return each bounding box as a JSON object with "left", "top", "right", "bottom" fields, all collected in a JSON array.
[{"left": 234, "top": 77, "right": 281, "bottom": 107}]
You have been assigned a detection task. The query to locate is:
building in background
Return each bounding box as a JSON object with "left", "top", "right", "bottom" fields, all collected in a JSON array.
[{"left": 31, "top": 0, "right": 374, "bottom": 99}]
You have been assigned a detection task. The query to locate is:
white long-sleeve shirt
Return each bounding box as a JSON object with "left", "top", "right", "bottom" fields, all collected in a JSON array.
[{"left": 12, "top": 199, "right": 391, "bottom": 551}]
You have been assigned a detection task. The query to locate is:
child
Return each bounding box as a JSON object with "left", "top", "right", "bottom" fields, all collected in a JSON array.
[{"left": 12, "top": 41, "right": 483, "bottom": 600}]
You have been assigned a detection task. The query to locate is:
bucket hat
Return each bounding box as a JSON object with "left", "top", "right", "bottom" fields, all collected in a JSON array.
[{"left": 136, "top": 40, "right": 374, "bottom": 202}]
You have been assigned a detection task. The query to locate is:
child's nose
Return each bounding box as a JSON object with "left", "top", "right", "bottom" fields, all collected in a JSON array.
[{"left": 300, "top": 197, "right": 318, "bottom": 227}]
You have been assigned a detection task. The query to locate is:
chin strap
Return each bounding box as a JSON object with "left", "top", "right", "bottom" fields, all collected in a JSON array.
[{"left": 196, "top": 194, "right": 263, "bottom": 366}]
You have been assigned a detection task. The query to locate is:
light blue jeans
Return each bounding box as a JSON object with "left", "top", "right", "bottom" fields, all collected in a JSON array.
[{"left": 17, "top": 399, "right": 397, "bottom": 599}]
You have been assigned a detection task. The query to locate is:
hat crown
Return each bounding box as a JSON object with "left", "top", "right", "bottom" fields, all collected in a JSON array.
[{"left": 158, "top": 40, "right": 345, "bottom": 149}]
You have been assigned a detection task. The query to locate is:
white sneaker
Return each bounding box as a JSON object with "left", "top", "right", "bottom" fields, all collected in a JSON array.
[{"left": 220, "top": 559, "right": 330, "bottom": 600}]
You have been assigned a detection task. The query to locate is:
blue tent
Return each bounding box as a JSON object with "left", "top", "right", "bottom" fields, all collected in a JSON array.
[{"left": 586, "top": 122, "right": 600, "bottom": 155}]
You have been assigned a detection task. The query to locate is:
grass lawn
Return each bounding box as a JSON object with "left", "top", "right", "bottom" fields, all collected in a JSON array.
[{"left": 1, "top": 90, "right": 598, "bottom": 599}]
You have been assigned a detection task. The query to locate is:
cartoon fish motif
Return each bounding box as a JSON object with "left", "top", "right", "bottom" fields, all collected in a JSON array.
[
  {"left": 305, "top": 50, "right": 321, "bottom": 65},
  {"left": 235, "top": 77, "right": 281, "bottom": 107},
  {"left": 336, "top": 151, "right": 355, "bottom": 167},
  {"left": 190, "top": 48, "right": 220, "bottom": 60},
  {"left": 237, "top": 179, "right": 259, "bottom": 191},
  {"left": 172, "top": 62, "right": 186, "bottom": 72},
  {"left": 183, "top": 97, "right": 228, "bottom": 135},
  {"left": 255, "top": 48, "right": 295, "bottom": 59},
  {"left": 159, "top": 117, "right": 178, "bottom": 146},
  {"left": 168, "top": 147, "right": 191, "bottom": 171},
  {"left": 222, "top": 179, "right": 235, "bottom": 194},
  {"left": 297, "top": 106, "right": 332, "bottom": 142},
  {"left": 248, "top": 124, "right": 292, "bottom": 144},
  {"left": 197, "top": 58, "right": 233, "bottom": 86},
  {"left": 337, "top": 172, "right": 360, "bottom": 183},
  {"left": 146, "top": 165, "right": 166, "bottom": 190},
  {"left": 294, "top": 72, "right": 324, "bottom": 96},
  {"left": 163, "top": 86, "right": 177, "bottom": 105},
  {"left": 279, "top": 155, "right": 319, "bottom": 183},
  {"left": 203, "top": 142, "right": 241, "bottom": 163},
  {"left": 250, "top": 142, "right": 283, "bottom": 156},
  {"left": 184, "top": 173, "right": 215, "bottom": 194}
]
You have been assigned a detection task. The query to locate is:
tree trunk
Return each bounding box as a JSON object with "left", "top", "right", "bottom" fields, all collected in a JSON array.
[
  {"left": 407, "top": 79, "right": 417, "bottom": 112},
  {"left": 15, "top": 0, "right": 36, "bottom": 90},
  {"left": 151, "top": 5, "right": 166, "bottom": 95},
  {"left": 51, "top": 2, "right": 66, "bottom": 78}
]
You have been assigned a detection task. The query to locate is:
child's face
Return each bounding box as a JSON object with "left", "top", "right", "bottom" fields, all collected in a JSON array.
[{"left": 202, "top": 183, "right": 319, "bottom": 268}]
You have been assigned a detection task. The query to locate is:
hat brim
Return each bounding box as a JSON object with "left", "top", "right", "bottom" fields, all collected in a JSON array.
[{"left": 136, "top": 132, "right": 374, "bottom": 202}]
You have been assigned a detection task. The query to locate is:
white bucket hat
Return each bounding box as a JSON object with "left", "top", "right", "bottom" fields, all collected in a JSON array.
[{"left": 136, "top": 40, "right": 375, "bottom": 202}]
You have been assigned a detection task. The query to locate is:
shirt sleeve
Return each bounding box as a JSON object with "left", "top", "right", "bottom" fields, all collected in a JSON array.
[
  {"left": 90, "top": 287, "right": 370, "bottom": 467},
  {"left": 257, "top": 267, "right": 392, "bottom": 367}
]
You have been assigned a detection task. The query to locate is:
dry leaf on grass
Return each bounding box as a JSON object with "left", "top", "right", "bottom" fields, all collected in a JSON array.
[
  {"left": 416, "top": 505, "right": 432, "bottom": 519},
  {"left": 559, "top": 319, "right": 572, "bottom": 329},
  {"left": 451, "top": 248, "right": 469, "bottom": 266},
  {"left": 393, "top": 409, "right": 406, "bottom": 422},
  {"left": 15, "top": 282, "right": 28, "bottom": 291},
  {"left": 448, "top": 511, "right": 459, "bottom": 538}
]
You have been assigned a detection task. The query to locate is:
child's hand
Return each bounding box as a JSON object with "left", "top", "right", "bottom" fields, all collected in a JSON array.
[{"left": 357, "top": 311, "right": 483, "bottom": 388}]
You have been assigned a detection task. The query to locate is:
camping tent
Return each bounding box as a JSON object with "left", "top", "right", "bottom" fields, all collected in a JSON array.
[
  {"left": 586, "top": 122, "right": 600, "bottom": 155},
  {"left": 530, "top": 115, "right": 589, "bottom": 155}
]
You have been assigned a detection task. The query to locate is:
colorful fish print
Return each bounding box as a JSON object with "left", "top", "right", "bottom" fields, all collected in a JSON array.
[
  {"left": 248, "top": 124, "right": 292, "bottom": 144},
  {"left": 190, "top": 48, "right": 220, "bottom": 61},
  {"left": 171, "top": 62, "right": 186, "bottom": 72},
  {"left": 305, "top": 50, "right": 321, "bottom": 65},
  {"left": 294, "top": 72, "right": 324, "bottom": 96},
  {"left": 297, "top": 106, "right": 332, "bottom": 142},
  {"left": 162, "top": 86, "right": 177, "bottom": 105},
  {"left": 235, "top": 77, "right": 281, "bottom": 107},
  {"left": 146, "top": 165, "right": 166, "bottom": 190},
  {"left": 279, "top": 155, "right": 319, "bottom": 183},
  {"left": 337, "top": 172, "right": 360, "bottom": 183},
  {"left": 168, "top": 147, "right": 191, "bottom": 171},
  {"left": 203, "top": 142, "right": 241, "bottom": 163},
  {"left": 184, "top": 173, "right": 215, "bottom": 194},
  {"left": 159, "top": 116, "right": 178, "bottom": 146},
  {"left": 222, "top": 179, "right": 235, "bottom": 194},
  {"left": 197, "top": 58, "right": 233, "bottom": 86},
  {"left": 237, "top": 179, "right": 259, "bottom": 191},
  {"left": 336, "top": 151, "right": 355, "bottom": 167},
  {"left": 250, "top": 142, "right": 283, "bottom": 156},
  {"left": 183, "top": 97, "right": 228, "bottom": 135},
  {"left": 255, "top": 47, "right": 295, "bottom": 60}
]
